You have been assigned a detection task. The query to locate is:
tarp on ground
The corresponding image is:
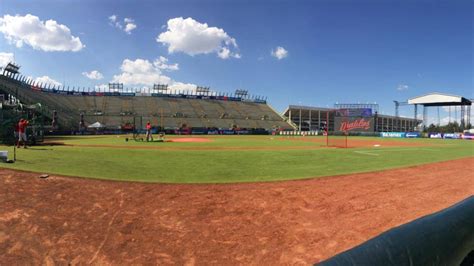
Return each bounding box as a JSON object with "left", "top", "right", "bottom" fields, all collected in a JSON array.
[{"left": 316, "top": 196, "right": 474, "bottom": 266}]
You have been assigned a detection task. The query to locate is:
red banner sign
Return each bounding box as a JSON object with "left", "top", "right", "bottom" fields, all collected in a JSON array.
[{"left": 336, "top": 117, "right": 374, "bottom": 132}]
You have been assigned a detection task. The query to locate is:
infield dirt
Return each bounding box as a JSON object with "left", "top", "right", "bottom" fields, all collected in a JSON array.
[
  {"left": 1, "top": 157, "right": 473, "bottom": 265},
  {"left": 52, "top": 136, "right": 429, "bottom": 151}
]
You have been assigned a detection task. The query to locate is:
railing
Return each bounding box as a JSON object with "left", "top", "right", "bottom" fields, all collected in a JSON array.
[{"left": 0, "top": 72, "right": 267, "bottom": 104}]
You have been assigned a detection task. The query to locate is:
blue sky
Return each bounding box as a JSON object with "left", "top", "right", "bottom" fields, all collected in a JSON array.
[{"left": 0, "top": 0, "right": 472, "bottom": 122}]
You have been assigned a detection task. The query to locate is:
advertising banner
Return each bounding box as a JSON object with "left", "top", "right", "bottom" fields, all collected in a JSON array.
[
  {"left": 191, "top": 129, "right": 206, "bottom": 135},
  {"left": 381, "top": 132, "right": 406, "bottom": 138},
  {"left": 443, "top": 133, "right": 462, "bottom": 139},
  {"left": 335, "top": 117, "right": 374, "bottom": 132},
  {"left": 405, "top": 132, "right": 421, "bottom": 138},
  {"left": 207, "top": 130, "right": 219, "bottom": 135},
  {"left": 104, "top": 92, "right": 120, "bottom": 96},
  {"left": 429, "top": 133, "right": 443, "bottom": 139},
  {"left": 221, "top": 130, "right": 235, "bottom": 135},
  {"left": 241, "top": 98, "right": 254, "bottom": 102},
  {"left": 462, "top": 134, "right": 474, "bottom": 140},
  {"left": 336, "top": 108, "right": 372, "bottom": 117},
  {"left": 135, "top": 93, "right": 152, "bottom": 97}
]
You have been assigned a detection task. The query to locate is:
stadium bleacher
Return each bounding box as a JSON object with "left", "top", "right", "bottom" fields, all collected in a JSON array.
[{"left": 0, "top": 73, "right": 293, "bottom": 132}]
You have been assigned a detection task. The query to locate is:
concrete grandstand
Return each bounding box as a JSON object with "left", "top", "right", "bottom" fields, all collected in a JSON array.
[{"left": 0, "top": 67, "right": 293, "bottom": 132}]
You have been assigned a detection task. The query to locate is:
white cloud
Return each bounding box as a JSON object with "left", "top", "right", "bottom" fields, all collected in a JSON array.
[
  {"left": 35, "top": 76, "right": 62, "bottom": 87},
  {"left": 218, "top": 47, "right": 231, "bottom": 59},
  {"left": 427, "top": 116, "right": 451, "bottom": 126},
  {"left": 82, "top": 70, "right": 104, "bottom": 80},
  {"left": 157, "top": 17, "right": 240, "bottom": 59},
  {"left": 271, "top": 46, "right": 288, "bottom": 60},
  {"left": 397, "top": 84, "right": 409, "bottom": 91},
  {"left": 109, "top": 15, "right": 117, "bottom": 22},
  {"left": 111, "top": 57, "right": 201, "bottom": 92},
  {"left": 440, "top": 106, "right": 469, "bottom": 115},
  {"left": 0, "top": 52, "right": 14, "bottom": 67},
  {"left": 440, "top": 116, "right": 452, "bottom": 125},
  {"left": 124, "top": 18, "right": 136, "bottom": 34},
  {"left": 94, "top": 84, "right": 108, "bottom": 90},
  {"left": 108, "top": 14, "right": 121, "bottom": 29},
  {"left": 112, "top": 58, "right": 172, "bottom": 86},
  {"left": 168, "top": 82, "right": 197, "bottom": 92},
  {"left": 109, "top": 15, "right": 136, "bottom": 34},
  {"left": 154, "top": 56, "right": 179, "bottom": 71},
  {"left": 0, "top": 14, "right": 84, "bottom": 52},
  {"left": 442, "top": 106, "right": 453, "bottom": 112}
]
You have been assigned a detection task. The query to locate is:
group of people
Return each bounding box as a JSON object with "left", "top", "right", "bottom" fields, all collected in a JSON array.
[{"left": 14, "top": 118, "right": 29, "bottom": 148}]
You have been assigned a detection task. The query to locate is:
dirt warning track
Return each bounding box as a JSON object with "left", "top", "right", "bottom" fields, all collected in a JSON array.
[{"left": 1, "top": 157, "right": 473, "bottom": 265}]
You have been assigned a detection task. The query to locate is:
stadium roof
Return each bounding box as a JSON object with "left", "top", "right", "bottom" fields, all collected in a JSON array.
[
  {"left": 407, "top": 93, "right": 472, "bottom": 106},
  {"left": 282, "top": 105, "right": 418, "bottom": 120},
  {"left": 282, "top": 105, "right": 332, "bottom": 117}
]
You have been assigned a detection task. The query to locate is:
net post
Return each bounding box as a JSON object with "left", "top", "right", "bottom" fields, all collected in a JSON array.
[
  {"left": 345, "top": 130, "right": 348, "bottom": 148},
  {"left": 326, "top": 110, "right": 329, "bottom": 146}
]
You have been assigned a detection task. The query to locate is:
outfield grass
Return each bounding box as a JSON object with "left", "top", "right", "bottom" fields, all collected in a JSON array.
[{"left": 0, "top": 135, "right": 472, "bottom": 183}]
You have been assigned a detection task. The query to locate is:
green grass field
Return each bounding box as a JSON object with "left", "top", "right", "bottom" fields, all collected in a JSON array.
[{"left": 0, "top": 135, "right": 472, "bottom": 183}]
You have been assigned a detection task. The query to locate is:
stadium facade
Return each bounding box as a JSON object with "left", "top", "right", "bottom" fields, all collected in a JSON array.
[{"left": 283, "top": 105, "right": 421, "bottom": 133}]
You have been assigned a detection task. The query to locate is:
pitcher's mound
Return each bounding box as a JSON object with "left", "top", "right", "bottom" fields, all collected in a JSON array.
[{"left": 169, "top": 138, "right": 212, "bottom": 143}]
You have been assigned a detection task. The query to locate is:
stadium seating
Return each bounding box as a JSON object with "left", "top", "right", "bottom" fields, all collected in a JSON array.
[{"left": 0, "top": 74, "right": 293, "bottom": 131}]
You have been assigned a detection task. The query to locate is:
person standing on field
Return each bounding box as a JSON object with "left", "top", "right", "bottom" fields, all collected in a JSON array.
[
  {"left": 146, "top": 121, "right": 153, "bottom": 142},
  {"left": 17, "top": 118, "right": 29, "bottom": 148}
]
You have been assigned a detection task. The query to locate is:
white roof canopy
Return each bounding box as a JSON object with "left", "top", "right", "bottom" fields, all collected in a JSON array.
[{"left": 408, "top": 93, "right": 471, "bottom": 106}]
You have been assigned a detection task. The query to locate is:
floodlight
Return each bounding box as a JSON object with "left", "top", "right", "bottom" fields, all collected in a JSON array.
[
  {"left": 3, "top": 62, "right": 20, "bottom": 74},
  {"left": 108, "top": 83, "right": 124, "bottom": 91}
]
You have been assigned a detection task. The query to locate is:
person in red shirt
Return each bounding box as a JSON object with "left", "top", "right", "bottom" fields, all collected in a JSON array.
[
  {"left": 17, "top": 118, "right": 29, "bottom": 148},
  {"left": 146, "top": 121, "right": 153, "bottom": 142}
]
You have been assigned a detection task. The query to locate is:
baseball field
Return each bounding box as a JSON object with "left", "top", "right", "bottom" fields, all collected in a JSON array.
[
  {"left": 0, "top": 134, "right": 473, "bottom": 183},
  {"left": 1, "top": 135, "right": 473, "bottom": 264}
]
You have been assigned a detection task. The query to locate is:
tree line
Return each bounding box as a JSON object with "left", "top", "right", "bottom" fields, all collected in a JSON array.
[{"left": 424, "top": 122, "right": 472, "bottom": 133}]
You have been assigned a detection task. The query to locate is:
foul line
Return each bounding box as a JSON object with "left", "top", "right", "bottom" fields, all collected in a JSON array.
[
  {"left": 371, "top": 148, "right": 439, "bottom": 152},
  {"left": 354, "top": 151, "right": 380, "bottom": 156}
]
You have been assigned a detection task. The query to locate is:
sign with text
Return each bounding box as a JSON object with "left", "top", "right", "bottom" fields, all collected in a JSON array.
[
  {"left": 405, "top": 132, "right": 421, "bottom": 138},
  {"left": 443, "top": 133, "right": 462, "bottom": 139},
  {"left": 336, "top": 108, "right": 372, "bottom": 117},
  {"left": 335, "top": 117, "right": 374, "bottom": 132},
  {"left": 429, "top": 133, "right": 443, "bottom": 139},
  {"left": 381, "top": 132, "right": 406, "bottom": 138}
]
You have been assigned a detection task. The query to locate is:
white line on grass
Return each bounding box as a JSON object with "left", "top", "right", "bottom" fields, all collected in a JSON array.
[
  {"left": 353, "top": 147, "right": 438, "bottom": 156},
  {"left": 371, "top": 148, "right": 439, "bottom": 152},
  {"left": 354, "top": 151, "right": 380, "bottom": 156}
]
